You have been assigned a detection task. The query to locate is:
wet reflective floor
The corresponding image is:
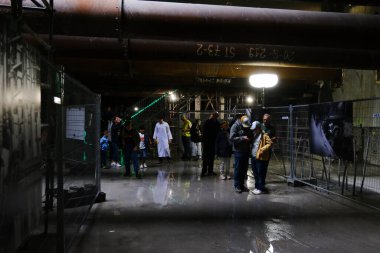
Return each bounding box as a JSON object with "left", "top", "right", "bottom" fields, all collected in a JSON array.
[{"left": 71, "top": 160, "right": 380, "bottom": 253}]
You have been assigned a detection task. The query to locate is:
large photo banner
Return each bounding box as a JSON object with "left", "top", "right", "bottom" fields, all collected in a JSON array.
[{"left": 309, "top": 101, "right": 353, "bottom": 161}]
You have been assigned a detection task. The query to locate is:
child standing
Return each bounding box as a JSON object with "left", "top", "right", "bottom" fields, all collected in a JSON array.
[
  {"left": 100, "top": 130, "right": 109, "bottom": 169},
  {"left": 138, "top": 125, "right": 151, "bottom": 170},
  {"left": 215, "top": 120, "right": 233, "bottom": 180}
]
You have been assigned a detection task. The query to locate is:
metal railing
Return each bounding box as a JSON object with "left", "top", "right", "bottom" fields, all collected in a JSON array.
[{"left": 267, "top": 99, "right": 380, "bottom": 210}]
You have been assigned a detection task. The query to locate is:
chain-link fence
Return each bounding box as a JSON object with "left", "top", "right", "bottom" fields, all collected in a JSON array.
[{"left": 267, "top": 100, "right": 380, "bottom": 210}]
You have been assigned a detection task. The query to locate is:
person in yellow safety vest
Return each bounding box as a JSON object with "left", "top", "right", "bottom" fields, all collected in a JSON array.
[{"left": 181, "top": 114, "right": 192, "bottom": 160}]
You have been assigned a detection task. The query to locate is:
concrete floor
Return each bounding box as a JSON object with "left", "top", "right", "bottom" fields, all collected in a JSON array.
[{"left": 70, "top": 159, "right": 380, "bottom": 253}]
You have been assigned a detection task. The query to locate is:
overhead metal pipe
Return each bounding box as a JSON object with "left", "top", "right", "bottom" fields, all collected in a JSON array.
[
  {"left": 127, "top": 38, "right": 380, "bottom": 69},
  {"left": 122, "top": 0, "right": 380, "bottom": 49},
  {"left": 1, "top": 0, "right": 380, "bottom": 49},
  {"left": 23, "top": 34, "right": 380, "bottom": 69}
]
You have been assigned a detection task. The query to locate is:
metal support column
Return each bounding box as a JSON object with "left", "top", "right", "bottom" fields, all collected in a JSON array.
[
  {"left": 287, "top": 105, "right": 296, "bottom": 184},
  {"left": 56, "top": 67, "right": 64, "bottom": 253}
]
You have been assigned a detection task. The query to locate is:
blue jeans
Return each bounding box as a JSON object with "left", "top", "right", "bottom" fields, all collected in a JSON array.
[
  {"left": 124, "top": 145, "right": 139, "bottom": 176},
  {"left": 251, "top": 158, "right": 268, "bottom": 191},
  {"left": 233, "top": 151, "right": 249, "bottom": 188},
  {"left": 139, "top": 149, "right": 147, "bottom": 158}
]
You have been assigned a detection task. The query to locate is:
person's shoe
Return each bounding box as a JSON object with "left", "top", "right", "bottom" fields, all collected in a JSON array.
[
  {"left": 219, "top": 175, "right": 226, "bottom": 180},
  {"left": 252, "top": 188, "right": 262, "bottom": 195},
  {"left": 234, "top": 186, "right": 242, "bottom": 193},
  {"left": 111, "top": 162, "right": 116, "bottom": 168},
  {"left": 116, "top": 163, "right": 121, "bottom": 167},
  {"left": 241, "top": 186, "right": 250, "bottom": 192},
  {"left": 200, "top": 172, "right": 207, "bottom": 177},
  {"left": 123, "top": 173, "right": 131, "bottom": 177},
  {"left": 207, "top": 172, "right": 217, "bottom": 176},
  {"left": 139, "top": 164, "right": 143, "bottom": 169},
  {"left": 144, "top": 163, "right": 148, "bottom": 168},
  {"left": 226, "top": 175, "right": 232, "bottom": 180}
]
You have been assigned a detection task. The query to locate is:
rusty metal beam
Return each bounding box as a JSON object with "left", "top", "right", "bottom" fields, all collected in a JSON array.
[
  {"left": 130, "top": 61, "right": 342, "bottom": 81},
  {"left": 54, "top": 58, "right": 127, "bottom": 72},
  {"left": 2, "top": 0, "right": 380, "bottom": 50},
  {"left": 22, "top": 34, "right": 124, "bottom": 56},
  {"left": 123, "top": 1, "right": 380, "bottom": 49},
  {"left": 128, "top": 39, "right": 380, "bottom": 69},
  {"left": 144, "top": 0, "right": 380, "bottom": 7},
  {"left": 55, "top": 56, "right": 341, "bottom": 81},
  {"left": 22, "top": 35, "right": 380, "bottom": 69}
]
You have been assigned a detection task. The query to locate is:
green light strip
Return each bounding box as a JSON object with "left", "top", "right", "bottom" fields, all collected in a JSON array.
[{"left": 131, "top": 92, "right": 169, "bottom": 119}]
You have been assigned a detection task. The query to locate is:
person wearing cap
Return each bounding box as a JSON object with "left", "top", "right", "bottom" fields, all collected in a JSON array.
[
  {"left": 250, "top": 121, "right": 273, "bottom": 195},
  {"left": 229, "top": 115, "right": 253, "bottom": 193}
]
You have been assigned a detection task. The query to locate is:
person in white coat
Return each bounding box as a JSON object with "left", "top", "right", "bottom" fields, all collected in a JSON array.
[{"left": 153, "top": 116, "right": 173, "bottom": 163}]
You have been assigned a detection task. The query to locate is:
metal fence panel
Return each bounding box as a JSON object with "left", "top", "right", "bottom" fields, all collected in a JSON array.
[
  {"left": 265, "top": 100, "right": 380, "bottom": 210},
  {"left": 60, "top": 74, "right": 101, "bottom": 251}
]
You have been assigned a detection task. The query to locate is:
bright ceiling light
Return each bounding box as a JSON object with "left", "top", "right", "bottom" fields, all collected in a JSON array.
[
  {"left": 134, "top": 107, "right": 139, "bottom": 111},
  {"left": 170, "top": 93, "right": 177, "bottom": 101},
  {"left": 249, "top": 73, "right": 278, "bottom": 88},
  {"left": 54, "top": 96, "right": 61, "bottom": 104},
  {"left": 246, "top": 96, "right": 254, "bottom": 104}
]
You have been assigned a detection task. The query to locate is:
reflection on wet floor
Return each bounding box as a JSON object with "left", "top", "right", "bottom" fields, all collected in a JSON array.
[{"left": 72, "top": 160, "right": 380, "bottom": 253}]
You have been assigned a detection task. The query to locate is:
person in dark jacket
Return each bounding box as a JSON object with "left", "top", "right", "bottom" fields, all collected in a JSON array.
[
  {"left": 229, "top": 115, "right": 253, "bottom": 193},
  {"left": 110, "top": 116, "right": 122, "bottom": 167},
  {"left": 215, "top": 120, "right": 233, "bottom": 180},
  {"left": 201, "top": 112, "right": 220, "bottom": 176},
  {"left": 190, "top": 119, "right": 202, "bottom": 160},
  {"left": 122, "top": 120, "right": 141, "bottom": 178}
]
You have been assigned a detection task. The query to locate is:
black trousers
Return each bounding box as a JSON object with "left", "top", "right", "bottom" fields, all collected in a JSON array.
[{"left": 202, "top": 142, "right": 215, "bottom": 174}]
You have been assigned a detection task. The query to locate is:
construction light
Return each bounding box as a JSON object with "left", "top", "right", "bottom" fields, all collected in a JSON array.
[{"left": 249, "top": 73, "right": 278, "bottom": 88}]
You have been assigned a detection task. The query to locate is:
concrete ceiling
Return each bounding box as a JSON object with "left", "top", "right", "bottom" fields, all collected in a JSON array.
[{"left": 2, "top": 0, "right": 380, "bottom": 106}]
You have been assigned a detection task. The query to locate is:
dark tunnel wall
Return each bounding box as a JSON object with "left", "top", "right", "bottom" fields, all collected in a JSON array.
[{"left": 0, "top": 17, "right": 42, "bottom": 252}]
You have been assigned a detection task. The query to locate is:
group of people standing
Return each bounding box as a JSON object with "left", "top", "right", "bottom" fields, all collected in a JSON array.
[
  {"left": 180, "top": 112, "right": 222, "bottom": 177},
  {"left": 230, "top": 113, "right": 276, "bottom": 194},
  {"left": 101, "top": 116, "right": 152, "bottom": 179},
  {"left": 100, "top": 113, "right": 176, "bottom": 178},
  {"left": 101, "top": 107, "right": 277, "bottom": 194},
  {"left": 181, "top": 111, "right": 277, "bottom": 194}
]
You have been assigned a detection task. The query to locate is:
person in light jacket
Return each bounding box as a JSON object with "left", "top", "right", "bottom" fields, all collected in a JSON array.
[{"left": 250, "top": 121, "right": 273, "bottom": 195}]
